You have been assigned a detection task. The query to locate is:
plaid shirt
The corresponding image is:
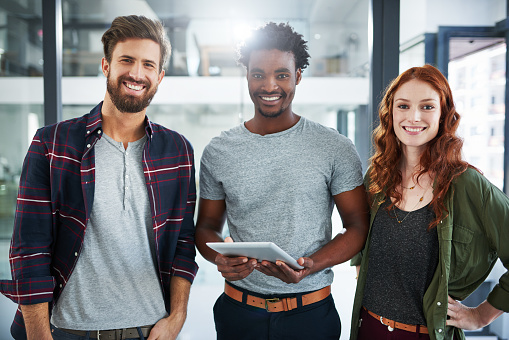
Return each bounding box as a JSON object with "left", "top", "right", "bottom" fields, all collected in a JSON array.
[{"left": 0, "top": 102, "right": 198, "bottom": 337}]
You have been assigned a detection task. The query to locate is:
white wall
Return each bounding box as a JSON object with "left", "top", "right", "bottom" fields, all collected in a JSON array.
[{"left": 400, "top": 0, "right": 506, "bottom": 44}]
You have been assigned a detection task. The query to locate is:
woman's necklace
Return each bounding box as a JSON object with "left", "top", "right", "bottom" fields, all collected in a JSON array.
[{"left": 393, "top": 186, "right": 429, "bottom": 224}]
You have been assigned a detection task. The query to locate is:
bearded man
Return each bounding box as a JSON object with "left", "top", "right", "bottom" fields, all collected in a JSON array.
[{"left": 0, "top": 15, "right": 197, "bottom": 340}]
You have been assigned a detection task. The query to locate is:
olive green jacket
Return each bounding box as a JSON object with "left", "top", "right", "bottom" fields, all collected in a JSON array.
[{"left": 350, "top": 168, "right": 509, "bottom": 340}]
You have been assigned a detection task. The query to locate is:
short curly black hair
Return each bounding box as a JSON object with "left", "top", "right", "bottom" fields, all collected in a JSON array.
[{"left": 237, "top": 22, "right": 310, "bottom": 71}]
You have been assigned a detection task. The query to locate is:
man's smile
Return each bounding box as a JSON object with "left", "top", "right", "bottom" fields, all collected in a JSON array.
[
  {"left": 261, "top": 95, "right": 282, "bottom": 101},
  {"left": 124, "top": 82, "right": 145, "bottom": 91}
]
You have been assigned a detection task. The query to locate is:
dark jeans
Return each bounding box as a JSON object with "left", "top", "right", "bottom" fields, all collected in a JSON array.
[
  {"left": 357, "top": 307, "right": 430, "bottom": 340},
  {"left": 213, "top": 285, "right": 341, "bottom": 340}
]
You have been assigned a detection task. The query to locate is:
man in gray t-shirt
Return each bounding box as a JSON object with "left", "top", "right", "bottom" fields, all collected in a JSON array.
[{"left": 196, "top": 22, "right": 369, "bottom": 340}]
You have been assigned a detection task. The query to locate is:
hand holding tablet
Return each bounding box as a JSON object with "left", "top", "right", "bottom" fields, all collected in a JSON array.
[{"left": 207, "top": 241, "right": 304, "bottom": 270}]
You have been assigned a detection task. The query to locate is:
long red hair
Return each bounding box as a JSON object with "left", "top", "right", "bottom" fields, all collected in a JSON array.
[{"left": 368, "top": 64, "right": 475, "bottom": 228}]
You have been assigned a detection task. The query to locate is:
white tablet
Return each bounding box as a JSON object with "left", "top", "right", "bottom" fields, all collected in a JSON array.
[{"left": 207, "top": 242, "right": 304, "bottom": 270}]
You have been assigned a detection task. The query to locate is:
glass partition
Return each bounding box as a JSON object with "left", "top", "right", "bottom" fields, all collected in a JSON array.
[
  {"left": 399, "top": 35, "right": 426, "bottom": 73},
  {"left": 449, "top": 42, "right": 506, "bottom": 190},
  {"left": 0, "top": 2, "right": 43, "bottom": 280},
  {"left": 61, "top": 0, "right": 370, "bottom": 78},
  {"left": 0, "top": 1, "right": 44, "bottom": 331}
]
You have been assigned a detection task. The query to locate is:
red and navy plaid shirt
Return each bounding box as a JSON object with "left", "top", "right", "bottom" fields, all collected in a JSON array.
[{"left": 0, "top": 102, "right": 198, "bottom": 338}]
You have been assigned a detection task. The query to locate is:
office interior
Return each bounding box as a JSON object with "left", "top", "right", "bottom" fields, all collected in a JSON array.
[{"left": 0, "top": 0, "right": 508, "bottom": 339}]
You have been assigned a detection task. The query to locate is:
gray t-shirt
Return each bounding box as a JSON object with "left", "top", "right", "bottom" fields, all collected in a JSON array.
[
  {"left": 200, "top": 117, "right": 363, "bottom": 294},
  {"left": 51, "top": 133, "right": 167, "bottom": 330}
]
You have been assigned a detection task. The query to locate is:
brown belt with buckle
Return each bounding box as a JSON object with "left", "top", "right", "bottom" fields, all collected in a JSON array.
[
  {"left": 363, "top": 307, "right": 429, "bottom": 334},
  {"left": 57, "top": 325, "right": 154, "bottom": 339},
  {"left": 224, "top": 282, "right": 331, "bottom": 312}
]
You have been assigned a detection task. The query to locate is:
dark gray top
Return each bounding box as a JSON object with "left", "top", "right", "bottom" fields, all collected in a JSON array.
[{"left": 362, "top": 199, "right": 438, "bottom": 325}]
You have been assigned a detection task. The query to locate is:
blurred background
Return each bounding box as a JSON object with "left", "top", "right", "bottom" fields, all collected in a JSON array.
[{"left": 0, "top": 0, "right": 507, "bottom": 339}]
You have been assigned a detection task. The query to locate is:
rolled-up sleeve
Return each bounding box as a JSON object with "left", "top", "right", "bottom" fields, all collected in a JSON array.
[
  {"left": 0, "top": 129, "right": 56, "bottom": 305},
  {"left": 171, "top": 162, "right": 198, "bottom": 282}
]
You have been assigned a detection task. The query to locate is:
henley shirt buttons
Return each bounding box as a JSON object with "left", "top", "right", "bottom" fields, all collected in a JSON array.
[
  {"left": 438, "top": 329, "right": 443, "bottom": 333},
  {"left": 98, "top": 130, "right": 102, "bottom": 134},
  {"left": 437, "top": 301, "right": 442, "bottom": 306},
  {"left": 86, "top": 130, "right": 90, "bottom": 134},
  {"left": 74, "top": 252, "right": 78, "bottom": 257},
  {"left": 87, "top": 144, "right": 91, "bottom": 148}
]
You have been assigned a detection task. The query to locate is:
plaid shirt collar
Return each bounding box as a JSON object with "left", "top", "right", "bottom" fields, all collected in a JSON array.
[{"left": 84, "top": 101, "right": 154, "bottom": 141}]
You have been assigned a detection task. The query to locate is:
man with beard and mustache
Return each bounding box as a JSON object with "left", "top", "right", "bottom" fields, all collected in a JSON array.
[
  {"left": 0, "top": 15, "right": 197, "bottom": 340},
  {"left": 195, "top": 22, "right": 369, "bottom": 340}
]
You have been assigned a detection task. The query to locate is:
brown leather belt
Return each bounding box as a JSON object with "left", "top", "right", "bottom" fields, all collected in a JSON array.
[
  {"left": 224, "top": 282, "right": 331, "bottom": 312},
  {"left": 57, "top": 325, "right": 154, "bottom": 339},
  {"left": 363, "top": 307, "right": 429, "bottom": 334}
]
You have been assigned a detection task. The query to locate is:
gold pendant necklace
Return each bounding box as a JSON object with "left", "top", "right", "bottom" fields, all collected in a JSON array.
[{"left": 393, "top": 187, "right": 429, "bottom": 224}]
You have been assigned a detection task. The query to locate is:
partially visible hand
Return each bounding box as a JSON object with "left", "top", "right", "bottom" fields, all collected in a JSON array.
[
  {"left": 147, "top": 313, "right": 187, "bottom": 340},
  {"left": 214, "top": 237, "right": 257, "bottom": 281},
  {"left": 255, "top": 257, "right": 313, "bottom": 284},
  {"left": 147, "top": 315, "right": 181, "bottom": 340},
  {"left": 446, "top": 296, "right": 485, "bottom": 330}
]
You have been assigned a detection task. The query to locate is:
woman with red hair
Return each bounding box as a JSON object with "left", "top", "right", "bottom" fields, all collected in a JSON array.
[{"left": 350, "top": 64, "right": 508, "bottom": 340}]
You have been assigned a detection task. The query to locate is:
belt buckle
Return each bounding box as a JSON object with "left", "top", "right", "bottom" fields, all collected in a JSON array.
[
  {"left": 265, "top": 298, "right": 280, "bottom": 311},
  {"left": 380, "top": 316, "right": 394, "bottom": 332}
]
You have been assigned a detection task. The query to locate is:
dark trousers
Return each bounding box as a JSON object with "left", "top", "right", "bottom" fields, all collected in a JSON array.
[
  {"left": 357, "top": 307, "right": 430, "bottom": 340},
  {"left": 213, "top": 284, "right": 341, "bottom": 340}
]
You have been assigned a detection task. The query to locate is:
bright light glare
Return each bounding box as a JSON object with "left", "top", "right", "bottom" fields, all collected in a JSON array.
[
  {"left": 234, "top": 24, "right": 253, "bottom": 42},
  {"left": 28, "top": 113, "right": 39, "bottom": 147}
]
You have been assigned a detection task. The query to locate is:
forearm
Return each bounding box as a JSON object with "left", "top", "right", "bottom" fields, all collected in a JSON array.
[
  {"left": 195, "top": 222, "right": 224, "bottom": 264},
  {"left": 309, "top": 185, "right": 369, "bottom": 274},
  {"left": 477, "top": 300, "right": 504, "bottom": 327},
  {"left": 309, "top": 222, "right": 367, "bottom": 274},
  {"left": 168, "top": 276, "right": 191, "bottom": 327},
  {"left": 195, "top": 198, "right": 227, "bottom": 264},
  {"left": 20, "top": 303, "right": 52, "bottom": 340},
  {"left": 148, "top": 277, "right": 192, "bottom": 340}
]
